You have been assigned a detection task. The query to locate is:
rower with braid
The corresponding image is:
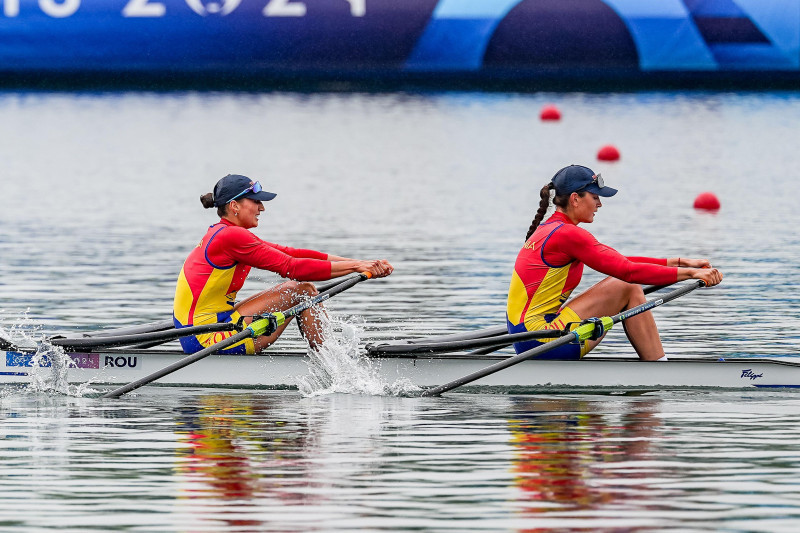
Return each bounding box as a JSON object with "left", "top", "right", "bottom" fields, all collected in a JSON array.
[{"left": 506, "top": 164, "right": 722, "bottom": 361}]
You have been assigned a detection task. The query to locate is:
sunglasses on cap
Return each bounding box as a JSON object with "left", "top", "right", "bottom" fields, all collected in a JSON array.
[
  {"left": 228, "top": 181, "right": 263, "bottom": 203},
  {"left": 576, "top": 173, "right": 604, "bottom": 192}
]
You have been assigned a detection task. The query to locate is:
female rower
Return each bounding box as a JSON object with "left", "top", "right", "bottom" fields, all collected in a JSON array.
[
  {"left": 506, "top": 164, "right": 722, "bottom": 361},
  {"left": 173, "top": 173, "right": 393, "bottom": 355}
]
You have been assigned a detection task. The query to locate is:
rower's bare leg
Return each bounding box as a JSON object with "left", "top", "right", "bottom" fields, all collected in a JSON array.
[
  {"left": 233, "top": 281, "right": 327, "bottom": 352},
  {"left": 296, "top": 305, "right": 328, "bottom": 350},
  {"left": 566, "top": 277, "right": 666, "bottom": 361}
]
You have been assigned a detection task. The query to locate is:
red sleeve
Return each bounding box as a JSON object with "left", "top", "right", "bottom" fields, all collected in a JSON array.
[
  {"left": 552, "top": 225, "right": 677, "bottom": 285},
  {"left": 262, "top": 241, "right": 328, "bottom": 260},
  {"left": 209, "top": 227, "right": 332, "bottom": 281},
  {"left": 627, "top": 256, "right": 668, "bottom": 266}
]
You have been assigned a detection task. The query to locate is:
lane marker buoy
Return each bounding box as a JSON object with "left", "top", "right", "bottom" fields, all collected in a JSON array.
[
  {"left": 693, "top": 192, "right": 721, "bottom": 211},
  {"left": 597, "top": 145, "right": 620, "bottom": 161},
  {"left": 540, "top": 105, "right": 561, "bottom": 121}
]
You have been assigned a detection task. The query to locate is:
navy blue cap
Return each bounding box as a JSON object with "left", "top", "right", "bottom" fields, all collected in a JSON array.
[
  {"left": 551, "top": 165, "right": 618, "bottom": 197},
  {"left": 212, "top": 174, "right": 277, "bottom": 207}
]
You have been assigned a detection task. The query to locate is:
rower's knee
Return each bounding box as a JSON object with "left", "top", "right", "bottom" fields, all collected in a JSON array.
[
  {"left": 626, "top": 282, "right": 646, "bottom": 305},
  {"left": 297, "top": 281, "right": 319, "bottom": 296},
  {"left": 294, "top": 281, "right": 319, "bottom": 296},
  {"left": 282, "top": 281, "right": 319, "bottom": 299}
]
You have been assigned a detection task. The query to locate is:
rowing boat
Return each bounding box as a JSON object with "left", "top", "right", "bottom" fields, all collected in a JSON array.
[
  {"left": 3, "top": 346, "right": 800, "bottom": 391},
  {"left": 2, "top": 280, "right": 798, "bottom": 393}
]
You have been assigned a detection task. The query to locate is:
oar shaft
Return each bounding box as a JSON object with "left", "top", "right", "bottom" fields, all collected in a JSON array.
[
  {"left": 611, "top": 280, "right": 704, "bottom": 324},
  {"left": 99, "top": 329, "right": 253, "bottom": 399},
  {"left": 421, "top": 334, "right": 578, "bottom": 396},
  {"left": 312, "top": 272, "right": 363, "bottom": 293},
  {"left": 280, "top": 273, "right": 369, "bottom": 320},
  {"left": 369, "top": 329, "right": 564, "bottom": 355},
  {"left": 51, "top": 322, "right": 237, "bottom": 350}
]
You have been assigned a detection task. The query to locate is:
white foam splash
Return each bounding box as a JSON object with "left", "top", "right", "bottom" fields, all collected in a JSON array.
[
  {"left": 1, "top": 311, "right": 98, "bottom": 397},
  {"left": 296, "top": 314, "right": 420, "bottom": 397},
  {"left": 25, "top": 342, "right": 98, "bottom": 397}
]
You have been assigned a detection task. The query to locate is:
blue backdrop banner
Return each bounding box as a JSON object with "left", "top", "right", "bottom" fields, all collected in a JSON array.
[{"left": 1, "top": 0, "right": 798, "bottom": 85}]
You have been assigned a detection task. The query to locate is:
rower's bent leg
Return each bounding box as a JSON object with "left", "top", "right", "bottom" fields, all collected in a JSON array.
[
  {"left": 566, "top": 277, "right": 666, "bottom": 361},
  {"left": 234, "top": 281, "right": 327, "bottom": 352},
  {"left": 296, "top": 305, "right": 328, "bottom": 351}
]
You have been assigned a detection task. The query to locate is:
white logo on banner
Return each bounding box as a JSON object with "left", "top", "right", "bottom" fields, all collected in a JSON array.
[{"left": 184, "top": 0, "right": 242, "bottom": 16}]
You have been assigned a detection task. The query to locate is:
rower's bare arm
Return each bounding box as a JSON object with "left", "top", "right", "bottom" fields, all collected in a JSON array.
[
  {"left": 668, "top": 257, "right": 712, "bottom": 269},
  {"left": 325, "top": 254, "right": 354, "bottom": 261},
  {"left": 330, "top": 259, "right": 393, "bottom": 278}
]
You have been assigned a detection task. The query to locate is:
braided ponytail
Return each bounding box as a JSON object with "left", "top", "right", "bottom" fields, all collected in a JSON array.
[{"left": 525, "top": 183, "right": 554, "bottom": 241}]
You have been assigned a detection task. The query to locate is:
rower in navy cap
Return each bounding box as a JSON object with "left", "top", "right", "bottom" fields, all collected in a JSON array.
[
  {"left": 506, "top": 164, "right": 722, "bottom": 361},
  {"left": 173, "top": 174, "right": 393, "bottom": 355}
]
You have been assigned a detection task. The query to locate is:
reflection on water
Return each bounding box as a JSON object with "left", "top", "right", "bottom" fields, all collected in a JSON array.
[
  {"left": 174, "top": 394, "right": 311, "bottom": 530},
  {"left": 509, "top": 397, "right": 661, "bottom": 514},
  {"left": 3, "top": 390, "right": 800, "bottom": 531}
]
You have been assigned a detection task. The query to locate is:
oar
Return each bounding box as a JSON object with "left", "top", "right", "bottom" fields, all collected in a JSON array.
[
  {"left": 65, "top": 275, "right": 369, "bottom": 351},
  {"left": 313, "top": 272, "right": 364, "bottom": 293},
  {"left": 421, "top": 280, "right": 705, "bottom": 397},
  {"left": 367, "top": 329, "right": 567, "bottom": 355},
  {"left": 50, "top": 322, "right": 239, "bottom": 350},
  {"left": 100, "top": 272, "right": 372, "bottom": 399},
  {"left": 368, "top": 283, "right": 676, "bottom": 357}
]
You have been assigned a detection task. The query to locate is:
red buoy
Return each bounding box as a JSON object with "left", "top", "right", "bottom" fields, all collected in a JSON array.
[
  {"left": 597, "top": 145, "right": 620, "bottom": 161},
  {"left": 693, "top": 192, "right": 721, "bottom": 211},
  {"left": 539, "top": 105, "right": 561, "bottom": 121}
]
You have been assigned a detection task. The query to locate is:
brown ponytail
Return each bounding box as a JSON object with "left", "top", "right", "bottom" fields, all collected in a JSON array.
[
  {"left": 200, "top": 193, "right": 215, "bottom": 209},
  {"left": 525, "top": 183, "right": 554, "bottom": 241},
  {"left": 200, "top": 193, "right": 228, "bottom": 217}
]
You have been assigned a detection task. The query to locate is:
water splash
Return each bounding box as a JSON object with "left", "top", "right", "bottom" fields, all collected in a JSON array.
[
  {"left": 25, "top": 342, "right": 98, "bottom": 397},
  {"left": 1, "top": 311, "right": 97, "bottom": 397},
  {"left": 296, "top": 314, "right": 420, "bottom": 397}
]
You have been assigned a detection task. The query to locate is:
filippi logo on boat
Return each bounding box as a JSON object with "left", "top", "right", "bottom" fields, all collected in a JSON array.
[{"left": 741, "top": 369, "right": 764, "bottom": 380}]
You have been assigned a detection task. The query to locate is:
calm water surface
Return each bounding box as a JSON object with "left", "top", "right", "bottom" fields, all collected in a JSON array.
[{"left": 1, "top": 90, "right": 800, "bottom": 530}]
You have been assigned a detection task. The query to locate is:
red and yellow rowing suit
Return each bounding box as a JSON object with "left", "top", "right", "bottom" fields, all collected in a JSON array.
[
  {"left": 506, "top": 212, "right": 677, "bottom": 360},
  {"left": 173, "top": 219, "right": 332, "bottom": 354}
]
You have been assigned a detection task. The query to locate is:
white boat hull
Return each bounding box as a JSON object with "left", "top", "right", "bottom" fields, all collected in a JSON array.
[{"left": 3, "top": 349, "right": 800, "bottom": 391}]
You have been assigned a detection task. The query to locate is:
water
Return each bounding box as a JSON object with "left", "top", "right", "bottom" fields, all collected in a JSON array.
[
  {"left": 1, "top": 90, "right": 800, "bottom": 530},
  {"left": 3, "top": 390, "right": 800, "bottom": 531}
]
